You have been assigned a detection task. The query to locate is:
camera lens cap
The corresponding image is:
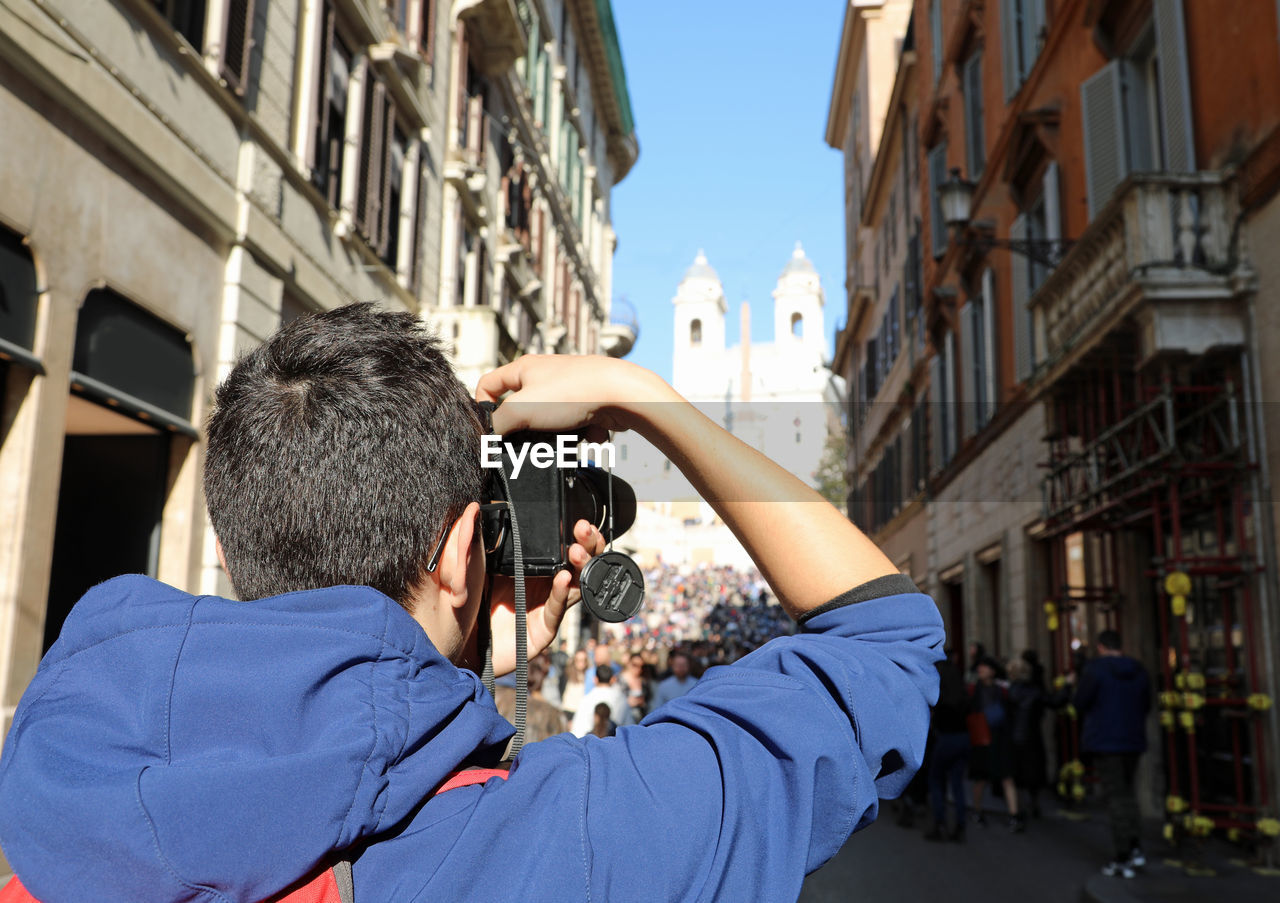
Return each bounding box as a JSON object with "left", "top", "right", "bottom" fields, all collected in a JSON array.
[{"left": 580, "top": 551, "right": 645, "bottom": 623}]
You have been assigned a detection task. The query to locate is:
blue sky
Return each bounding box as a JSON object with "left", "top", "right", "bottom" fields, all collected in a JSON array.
[{"left": 609, "top": 1, "right": 847, "bottom": 382}]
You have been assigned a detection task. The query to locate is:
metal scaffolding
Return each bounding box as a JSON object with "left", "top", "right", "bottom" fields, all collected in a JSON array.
[{"left": 1040, "top": 362, "right": 1277, "bottom": 858}]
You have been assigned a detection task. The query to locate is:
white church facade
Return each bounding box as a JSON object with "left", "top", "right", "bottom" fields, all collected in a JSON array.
[{"left": 615, "top": 245, "right": 842, "bottom": 569}]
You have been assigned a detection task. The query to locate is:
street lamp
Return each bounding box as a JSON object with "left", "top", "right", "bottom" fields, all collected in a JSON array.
[
  {"left": 938, "top": 167, "right": 1073, "bottom": 268},
  {"left": 939, "top": 168, "right": 976, "bottom": 231}
]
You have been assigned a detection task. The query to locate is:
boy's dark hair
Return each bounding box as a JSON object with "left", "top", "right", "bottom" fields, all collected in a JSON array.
[
  {"left": 1097, "top": 629, "right": 1123, "bottom": 651},
  {"left": 204, "top": 303, "right": 483, "bottom": 609},
  {"left": 594, "top": 665, "right": 615, "bottom": 685}
]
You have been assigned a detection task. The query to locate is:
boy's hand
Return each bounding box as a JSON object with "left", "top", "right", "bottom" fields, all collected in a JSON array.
[
  {"left": 487, "top": 519, "right": 606, "bottom": 677},
  {"left": 475, "top": 355, "right": 675, "bottom": 439}
]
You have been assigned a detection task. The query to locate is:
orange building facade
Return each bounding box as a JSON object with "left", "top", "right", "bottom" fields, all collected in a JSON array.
[{"left": 832, "top": 0, "right": 1280, "bottom": 842}]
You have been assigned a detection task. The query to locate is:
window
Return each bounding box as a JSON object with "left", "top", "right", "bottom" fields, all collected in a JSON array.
[
  {"left": 219, "top": 0, "right": 256, "bottom": 97},
  {"left": 355, "top": 74, "right": 397, "bottom": 257},
  {"left": 1081, "top": 3, "right": 1195, "bottom": 217},
  {"left": 154, "top": 0, "right": 207, "bottom": 51},
  {"left": 0, "top": 226, "right": 39, "bottom": 362},
  {"left": 418, "top": 0, "right": 438, "bottom": 63},
  {"left": 790, "top": 312, "right": 803, "bottom": 338},
  {"left": 311, "top": 3, "right": 352, "bottom": 209},
  {"left": 386, "top": 0, "right": 409, "bottom": 34},
  {"left": 690, "top": 318, "right": 702, "bottom": 346},
  {"left": 929, "top": 142, "right": 949, "bottom": 257},
  {"left": 1001, "top": 0, "right": 1046, "bottom": 99},
  {"left": 1011, "top": 160, "right": 1060, "bottom": 380},
  {"left": 963, "top": 52, "right": 985, "bottom": 177},
  {"left": 960, "top": 271, "right": 996, "bottom": 437},
  {"left": 930, "top": 331, "right": 956, "bottom": 472}
]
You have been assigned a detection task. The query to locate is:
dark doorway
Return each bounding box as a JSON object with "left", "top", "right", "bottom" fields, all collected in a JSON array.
[{"left": 44, "top": 428, "right": 170, "bottom": 651}]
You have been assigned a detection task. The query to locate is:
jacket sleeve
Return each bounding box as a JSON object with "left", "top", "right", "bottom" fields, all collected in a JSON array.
[
  {"left": 574, "top": 589, "right": 943, "bottom": 901},
  {"left": 364, "top": 588, "right": 943, "bottom": 903}
]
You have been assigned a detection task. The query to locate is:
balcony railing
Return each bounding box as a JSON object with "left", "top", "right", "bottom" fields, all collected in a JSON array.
[{"left": 1030, "top": 172, "right": 1253, "bottom": 386}]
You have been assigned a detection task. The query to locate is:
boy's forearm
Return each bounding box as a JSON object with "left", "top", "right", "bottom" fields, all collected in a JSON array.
[{"left": 617, "top": 380, "right": 898, "bottom": 619}]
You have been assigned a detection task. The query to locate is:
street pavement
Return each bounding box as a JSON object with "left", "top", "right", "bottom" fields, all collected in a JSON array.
[{"left": 798, "top": 796, "right": 1280, "bottom": 903}]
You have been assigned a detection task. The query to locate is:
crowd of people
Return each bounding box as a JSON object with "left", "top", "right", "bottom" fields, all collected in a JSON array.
[
  {"left": 900, "top": 633, "right": 1153, "bottom": 881},
  {"left": 493, "top": 562, "right": 794, "bottom": 742}
]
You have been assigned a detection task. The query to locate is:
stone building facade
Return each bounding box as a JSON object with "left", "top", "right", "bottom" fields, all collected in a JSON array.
[{"left": 0, "top": 0, "right": 637, "bottom": 779}]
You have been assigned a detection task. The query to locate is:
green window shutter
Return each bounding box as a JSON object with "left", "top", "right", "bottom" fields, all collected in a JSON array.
[
  {"left": 1154, "top": 0, "right": 1196, "bottom": 172},
  {"left": 1081, "top": 61, "right": 1129, "bottom": 219}
]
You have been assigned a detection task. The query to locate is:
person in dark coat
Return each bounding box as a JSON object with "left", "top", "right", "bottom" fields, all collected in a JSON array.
[
  {"left": 1074, "top": 629, "right": 1152, "bottom": 878},
  {"left": 924, "top": 653, "right": 971, "bottom": 841},
  {"left": 1007, "top": 657, "right": 1047, "bottom": 824},
  {"left": 969, "top": 657, "right": 1020, "bottom": 830}
]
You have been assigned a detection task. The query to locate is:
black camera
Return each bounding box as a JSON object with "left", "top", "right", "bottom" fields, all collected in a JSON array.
[
  {"left": 479, "top": 429, "right": 637, "bottom": 578},
  {"left": 473, "top": 399, "right": 645, "bottom": 623}
]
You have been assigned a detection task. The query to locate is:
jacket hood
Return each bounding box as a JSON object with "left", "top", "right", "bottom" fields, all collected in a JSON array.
[{"left": 0, "top": 575, "right": 513, "bottom": 903}]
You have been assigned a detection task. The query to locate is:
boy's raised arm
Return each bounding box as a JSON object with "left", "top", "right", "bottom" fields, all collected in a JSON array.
[{"left": 475, "top": 355, "right": 897, "bottom": 618}]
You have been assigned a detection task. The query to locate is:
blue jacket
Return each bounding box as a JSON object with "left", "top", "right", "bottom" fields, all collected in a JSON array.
[
  {"left": 1075, "top": 654, "right": 1152, "bottom": 754},
  {"left": 0, "top": 575, "right": 943, "bottom": 902}
]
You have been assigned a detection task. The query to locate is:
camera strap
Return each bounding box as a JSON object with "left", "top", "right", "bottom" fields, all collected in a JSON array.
[{"left": 491, "top": 460, "right": 528, "bottom": 761}]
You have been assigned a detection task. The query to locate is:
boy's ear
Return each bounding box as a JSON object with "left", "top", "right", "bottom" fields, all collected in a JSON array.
[
  {"left": 215, "top": 537, "right": 229, "bottom": 575},
  {"left": 441, "top": 501, "right": 481, "bottom": 607}
]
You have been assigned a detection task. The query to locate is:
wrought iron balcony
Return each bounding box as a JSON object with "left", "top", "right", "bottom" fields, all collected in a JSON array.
[{"left": 1029, "top": 172, "right": 1255, "bottom": 388}]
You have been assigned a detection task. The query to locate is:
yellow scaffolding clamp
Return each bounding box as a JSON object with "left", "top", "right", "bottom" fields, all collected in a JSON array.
[
  {"left": 1178, "top": 711, "right": 1196, "bottom": 730},
  {"left": 1257, "top": 817, "right": 1280, "bottom": 838},
  {"left": 1166, "top": 795, "right": 1188, "bottom": 814},
  {"left": 1160, "top": 691, "right": 1182, "bottom": 709},
  {"left": 1247, "top": 694, "right": 1273, "bottom": 712},
  {"left": 1044, "top": 601, "right": 1059, "bottom": 632},
  {"left": 1165, "top": 571, "right": 1191, "bottom": 617},
  {"left": 1183, "top": 813, "right": 1214, "bottom": 837},
  {"left": 1183, "top": 692, "right": 1206, "bottom": 711}
]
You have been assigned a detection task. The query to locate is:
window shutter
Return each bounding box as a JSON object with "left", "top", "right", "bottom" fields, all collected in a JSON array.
[
  {"left": 964, "top": 53, "right": 985, "bottom": 176},
  {"left": 1154, "top": 0, "right": 1195, "bottom": 172},
  {"left": 357, "top": 78, "right": 387, "bottom": 242},
  {"left": 959, "top": 301, "right": 976, "bottom": 439},
  {"left": 456, "top": 23, "right": 470, "bottom": 142},
  {"left": 1011, "top": 215, "right": 1033, "bottom": 381},
  {"left": 377, "top": 101, "right": 397, "bottom": 257},
  {"left": 929, "top": 143, "right": 948, "bottom": 257},
  {"left": 309, "top": 3, "right": 336, "bottom": 174},
  {"left": 1021, "top": 0, "right": 1045, "bottom": 81},
  {"left": 981, "top": 268, "right": 997, "bottom": 420},
  {"left": 1001, "top": 0, "right": 1021, "bottom": 100},
  {"left": 1043, "top": 160, "right": 1062, "bottom": 244},
  {"left": 410, "top": 169, "right": 427, "bottom": 294},
  {"left": 221, "top": 0, "right": 257, "bottom": 96},
  {"left": 421, "top": 0, "right": 437, "bottom": 65},
  {"left": 930, "top": 354, "right": 945, "bottom": 473},
  {"left": 943, "top": 331, "right": 957, "bottom": 460},
  {"left": 1081, "top": 61, "right": 1129, "bottom": 219}
]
